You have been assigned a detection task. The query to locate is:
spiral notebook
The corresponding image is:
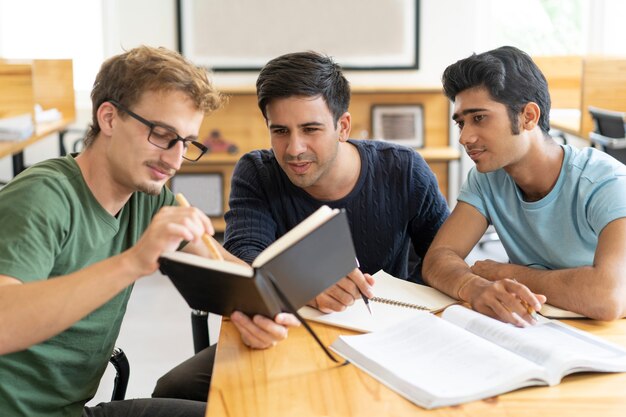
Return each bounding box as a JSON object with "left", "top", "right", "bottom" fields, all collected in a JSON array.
[{"left": 298, "top": 270, "right": 457, "bottom": 333}]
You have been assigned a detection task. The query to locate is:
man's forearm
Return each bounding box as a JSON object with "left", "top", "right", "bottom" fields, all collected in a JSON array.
[
  {"left": 492, "top": 263, "right": 625, "bottom": 320},
  {"left": 423, "top": 247, "right": 481, "bottom": 301},
  {"left": 0, "top": 252, "right": 141, "bottom": 355}
]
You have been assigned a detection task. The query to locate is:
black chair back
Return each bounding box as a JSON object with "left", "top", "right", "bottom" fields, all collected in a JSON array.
[
  {"left": 588, "top": 106, "right": 626, "bottom": 164},
  {"left": 589, "top": 106, "right": 626, "bottom": 138}
]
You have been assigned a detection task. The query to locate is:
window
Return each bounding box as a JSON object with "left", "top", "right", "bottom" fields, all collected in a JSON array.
[
  {"left": 476, "top": 0, "right": 589, "bottom": 55},
  {"left": 0, "top": 0, "right": 104, "bottom": 92}
]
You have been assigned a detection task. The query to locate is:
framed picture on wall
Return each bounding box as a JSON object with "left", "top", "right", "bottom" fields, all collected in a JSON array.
[
  {"left": 371, "top": 104, "right": 424, "bottom": 148},
  {"left": 170, "top": 173, "right": 224, "bottom": 217},
  {"left": 177, "top": 0, "right": 419, "bottom": 71}
]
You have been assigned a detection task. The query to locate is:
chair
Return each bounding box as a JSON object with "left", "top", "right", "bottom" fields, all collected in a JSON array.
[
  {"left": 107, "top": 312, "right": 210, "bottom": 401},
  {"left": 190, "top": 310, "right": 211, "bottom": 353},
  {"left": 588, "top": 106, "right": 626, "bottom": 164},
  {"left": 109, "top": 347, "right": 130, "bottom": 401}
]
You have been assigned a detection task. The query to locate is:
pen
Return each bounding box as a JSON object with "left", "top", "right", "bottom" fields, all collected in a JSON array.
[
  {"left": 520, "top": 299, "right": 540, "bottom": 321},
  {"left": 175, "top": 193, "right": 224, "bottom": 261},
  {"left": 511, "top": 279, "right": 539, "bottom": 321},
  {"left": 355, "top": 257, "right": 372, "bottom": 315}
]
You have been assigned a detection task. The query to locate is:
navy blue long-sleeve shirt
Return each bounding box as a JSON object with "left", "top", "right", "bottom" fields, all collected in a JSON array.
[{"left": 224, "top": 139, "right": 449, "bottom": 282}]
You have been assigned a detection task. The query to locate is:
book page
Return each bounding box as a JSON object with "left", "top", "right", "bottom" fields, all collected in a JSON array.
[
  {"left": 298, "top": 270, "right": 457, "bottom": 332},
  {"left": 160, "top": 251, "right": 254, "bottom": 277},
  {"left": 330, "top": 313, "right": 545, "bottom": 409},
  {"left": 299, "top": 300, "right": 425, "bottom": 333},
  {"left": 442, "top": 305, "right": 626, "bottom": 384},
  {"left": 252, "top": 206, "right": 338, "bottom": 268},
  {"left": 371, "top": 270, "right": 457, "bottom": 311}
]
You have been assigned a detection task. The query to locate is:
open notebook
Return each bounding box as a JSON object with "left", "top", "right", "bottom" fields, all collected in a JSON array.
[
  {"left": 540, "top": 303, "right": 585, "bottom": 319},
  {"left": 298, "top": 270, "right": 457, "bottom": 332}
]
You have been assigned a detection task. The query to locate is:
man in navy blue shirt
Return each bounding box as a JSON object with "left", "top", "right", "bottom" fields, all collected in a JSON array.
[{"left": 224, "top": 51, "right": 450, "bottom": 313}]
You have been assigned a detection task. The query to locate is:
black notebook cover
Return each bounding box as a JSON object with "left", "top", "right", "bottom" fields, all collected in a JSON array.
[
  {"left": 158, "top": 257, "right": 282, "bottom": 317},
  {"left": 158, "top": 208, "right": 357, "bottom": 318}
]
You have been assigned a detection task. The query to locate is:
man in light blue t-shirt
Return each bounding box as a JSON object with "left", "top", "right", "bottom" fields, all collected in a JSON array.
[{"left": 423, "top": 46, "right": 626, "bottom": 325}]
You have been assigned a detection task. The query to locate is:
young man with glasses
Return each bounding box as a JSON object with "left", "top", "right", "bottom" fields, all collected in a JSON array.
[{"left": 0, "top": 46, "right": 298, "bottom": 417}]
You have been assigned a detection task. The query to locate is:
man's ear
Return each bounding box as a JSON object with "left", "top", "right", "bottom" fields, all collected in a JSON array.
[
  {"left": 337, "top": 112, "right": 352, "bottom": 142},
  {"left": 521, "top": 102, "right": 541, "bottom": 131},
  {"left": 96, "top": 101, "right": 117, "bottom": 136}
]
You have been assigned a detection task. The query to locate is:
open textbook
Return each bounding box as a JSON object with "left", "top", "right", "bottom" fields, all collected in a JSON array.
[
  {"left": 330, "top": 305, "right": 626, "bottom": 409},
  {"left": 298, "top": 270, "right": 457, "bottom": 332},
  {"left": 159, "top": 206, "right": 357, "bottom": 317}
]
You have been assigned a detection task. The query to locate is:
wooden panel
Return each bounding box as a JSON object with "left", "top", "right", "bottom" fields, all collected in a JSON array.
[
  {"left": 533, "top": 56, "right": 583, "bottom": 110},
  {"left": 0, "top": 59, "right": 76, "bottom": 121},
  {"left": 201, "top": 93, "right": 269, "bottom": 154},
  {"left": 349, "top": 91, "right": 450, "bottom": 148},
  {"left": 533, "top": 55, "right": 626, "bottom": 140},
  {"left": 0, "top": 61, "right": 35, "bottom": 118},
  {"left": 200, "top": 87, "right": 451, "bottom": 151},
  {"left": 33, "top": 59, "right": 75, "bottom": 120},
  {"left": 580, "top": 57, "right": 626, "bottom": 140},
  {"left": 426, "top": 161, "right": 448, "bottom": 199},
  {"left": 0, "top": 59, "right": 76, "bottom": 161}
]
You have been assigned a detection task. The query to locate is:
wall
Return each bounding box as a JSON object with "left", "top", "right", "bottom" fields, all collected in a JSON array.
[{"left": 100, "top": 0, "right": 482, "bottom": 87}]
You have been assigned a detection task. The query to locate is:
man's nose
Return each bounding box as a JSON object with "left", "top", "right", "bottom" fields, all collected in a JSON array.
[
  {"left": 286, "top": 134, "right": 307, "bottom": 156},
  {"left": 459, "top": 127, "right": 477, "bottom": 146},
  {"left": 162, "top": 140, "right": 185, "bottom": 170}
]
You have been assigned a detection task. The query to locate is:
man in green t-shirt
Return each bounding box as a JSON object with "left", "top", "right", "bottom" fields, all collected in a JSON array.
[{"left": 0, "top": 46, "right": 299, "bottom": 417}]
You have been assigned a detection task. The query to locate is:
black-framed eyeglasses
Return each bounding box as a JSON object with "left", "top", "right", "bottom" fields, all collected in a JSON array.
[{"left": 109, "top": 99, "right": 207, "bottom": 162}]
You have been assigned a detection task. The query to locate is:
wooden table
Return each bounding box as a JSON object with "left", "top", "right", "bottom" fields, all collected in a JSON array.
[
  {"left": 206, "top": 318, "right": 626, "bottom": 417},
  {"left": 550, "top": 108, "right": 582, "bottom": 138},
  {"left": 0, "top": 117, "right": 74, "bottom": 176}
]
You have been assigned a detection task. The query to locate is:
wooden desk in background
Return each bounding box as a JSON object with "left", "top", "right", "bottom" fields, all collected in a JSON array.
[
  {"left": 0, "top": 117, "right": 73, "bottom": 176},
  {"left": 550, "top": 109, "right": 582, "bottom": 138},
  {"left": 207, "top": 318, "right": 626, "bottom": 417},
  {"left": 0, "top": 58, "right": 75, "bottom": 178}
]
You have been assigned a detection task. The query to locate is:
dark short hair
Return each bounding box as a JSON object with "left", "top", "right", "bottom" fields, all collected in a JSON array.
[
  {"left": 442, "top": 46, "right": 551, "bottom": 135},
  {"left": 256, "top": 51, "right": 350, "bottom": 126}
]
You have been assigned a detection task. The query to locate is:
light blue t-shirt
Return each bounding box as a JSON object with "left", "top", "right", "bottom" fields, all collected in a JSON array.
[{"left": 458, "top": 145, "right": 626, "bottom": 270}]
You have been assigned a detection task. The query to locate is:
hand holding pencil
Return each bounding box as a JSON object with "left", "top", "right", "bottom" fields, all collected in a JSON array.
[
  {"left": 175, "top": 193, "right": 224, "bottom": 261},
  {"left": 310, "top": 267, "right": 375, "bottom": 314}
]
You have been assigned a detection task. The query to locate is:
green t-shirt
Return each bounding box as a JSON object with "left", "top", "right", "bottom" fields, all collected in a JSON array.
[{"left": 0, "top": 155, "right": 175, "bottom": 416}]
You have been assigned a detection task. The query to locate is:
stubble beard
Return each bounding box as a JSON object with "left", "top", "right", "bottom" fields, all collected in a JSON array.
[
  {"left": 285, "top": 148, "right": 339, "bottom": 190},
  {"left": 135, "top": 161, "right": 175, "bottom": 195},
  {"left": 137, "top": 182, "right": 164, "bottom": 196}
]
